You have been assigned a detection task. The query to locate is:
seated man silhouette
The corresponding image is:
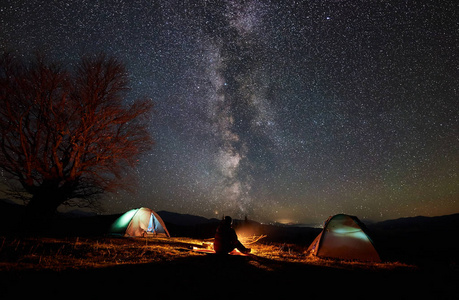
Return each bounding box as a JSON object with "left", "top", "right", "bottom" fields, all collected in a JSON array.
[{"left": 213, "top": 216, "right": 251, "bottom": 254}]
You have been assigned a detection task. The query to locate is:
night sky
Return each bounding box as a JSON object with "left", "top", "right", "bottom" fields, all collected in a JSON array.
[{"left": 1, "top": 0, "right": 458, "bottom": 224}]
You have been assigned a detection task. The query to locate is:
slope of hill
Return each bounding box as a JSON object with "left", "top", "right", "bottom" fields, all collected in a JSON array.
[
  {"left": 368, "top": 213, "right": 459, "bottom": 265},
  {"left": 157, "top": 210, "right": 219, "bottom": 226},
  {"left": 370, "top": 213, "right": 459, "bottom": 232}
]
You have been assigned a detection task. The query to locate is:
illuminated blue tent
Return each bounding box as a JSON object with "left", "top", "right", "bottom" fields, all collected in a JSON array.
[
  {"left": 307, "top": 214, "right": 380, "bottom": 262},
  {"left": 110, "top": 207, "right": 170, "bottom": 237}
]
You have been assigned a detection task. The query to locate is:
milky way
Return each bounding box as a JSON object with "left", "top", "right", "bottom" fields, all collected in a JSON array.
[{"left": 1, "top": 0, "right": 458, "bottom": 223}]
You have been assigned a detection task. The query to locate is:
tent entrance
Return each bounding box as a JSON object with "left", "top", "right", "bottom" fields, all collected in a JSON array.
[{"left": 147, "top": 213, "right": 155, "bottom": 233}]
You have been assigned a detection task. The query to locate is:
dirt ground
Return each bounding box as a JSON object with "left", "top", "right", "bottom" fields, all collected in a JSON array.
[{"left": 1, "top": 237, "right": 458, "bottom": 299}]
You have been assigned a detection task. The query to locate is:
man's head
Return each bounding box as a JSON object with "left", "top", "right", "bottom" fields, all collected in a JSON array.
[{"left": 224, "top": 216, "right": 232, "bottom": 226}]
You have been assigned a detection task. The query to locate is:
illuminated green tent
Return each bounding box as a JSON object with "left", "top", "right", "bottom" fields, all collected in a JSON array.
[
  {"left": 110, "top": 207, "right": 170, "bottom": 237},
  {"left": 307, "top": 214, "right": 380, "bottom": 262}
]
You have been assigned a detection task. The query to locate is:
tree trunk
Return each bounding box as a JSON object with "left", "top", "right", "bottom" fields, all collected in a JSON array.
[{"left": 24, "top": 190, "right": 64, "bottom": 233}]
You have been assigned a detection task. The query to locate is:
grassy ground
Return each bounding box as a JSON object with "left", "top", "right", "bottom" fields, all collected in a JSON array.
[
  {"left": 0, "top": 236, "right": 205, "bottom": 271},
  {"left": 1, "top": 236, "right": 457, "bottom": 299},
  {"left": 0, "top": 236, "right": 410, "bottom": 271}
]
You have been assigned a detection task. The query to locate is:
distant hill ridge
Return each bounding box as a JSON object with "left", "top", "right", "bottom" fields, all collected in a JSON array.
[
  {"left": 368, "top": 213, "right": 459, "bottom": 231},
  {"left": 157, "top": 210, "right": 220, "bottom": 226},
  {"left": 156, "top": 209, "right": 459, "bottom": 232},
  {"left": 1, "top": 199, "right": 459, "bottom": 231}
]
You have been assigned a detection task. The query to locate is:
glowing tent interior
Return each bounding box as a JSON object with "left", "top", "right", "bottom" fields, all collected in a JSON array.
[
  {"left": 110, "top": 207, "right": 170, "bottom": 237},
  {"left": 307, "top": 214, "right": 381, "bottom": 262}
]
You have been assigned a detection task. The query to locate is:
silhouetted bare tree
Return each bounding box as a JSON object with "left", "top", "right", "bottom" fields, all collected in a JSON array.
[{"left": 0, "top": 52, "right": 153, "bottom": 219}]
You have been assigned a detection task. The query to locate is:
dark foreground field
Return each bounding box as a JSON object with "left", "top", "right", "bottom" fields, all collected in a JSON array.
[
  {"left": 1, "top": 201, "right": 458, "bottom": 299},
  {"left": 0, "top": 236, "right": 458, "bottom": 300}
]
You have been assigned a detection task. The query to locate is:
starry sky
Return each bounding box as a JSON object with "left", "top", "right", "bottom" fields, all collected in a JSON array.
[{"left": 1, "top": 0, "right": 458, "bottom": 224}]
